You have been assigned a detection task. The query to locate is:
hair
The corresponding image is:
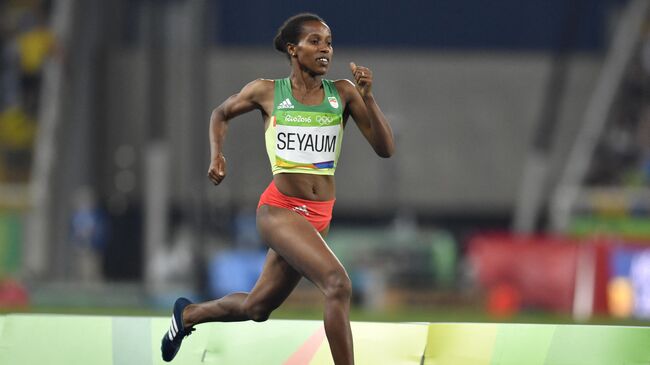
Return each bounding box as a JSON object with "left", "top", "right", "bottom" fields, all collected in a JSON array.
[{"left": 273, "top": 13, "right": 326, "bottom": 59}]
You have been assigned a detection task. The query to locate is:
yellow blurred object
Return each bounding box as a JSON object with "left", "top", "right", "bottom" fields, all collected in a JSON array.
[
  {"left": 0, "top": 106, "right": 36, "bottom": 149},
  {"left": 591, "top": 192, "right": 629, "bottom": 217},
  {"left": 18, "top": 26, "right": 55, "bottom": 75},
  {"left": 608, "top": 277, "right": 635, "bottom": 318}
]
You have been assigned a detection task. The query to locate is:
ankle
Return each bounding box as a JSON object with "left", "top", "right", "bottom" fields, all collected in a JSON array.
[{"left": 182, "top": 304, "right": 196, "bottom": 328}]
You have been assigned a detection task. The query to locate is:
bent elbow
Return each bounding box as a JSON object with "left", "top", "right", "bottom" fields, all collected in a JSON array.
[
  {"left": 211, "top": 107, "right": 223, "bottom": 119},
  {"left": 211, "top": 106, "right": 229, "bottom": 124}
]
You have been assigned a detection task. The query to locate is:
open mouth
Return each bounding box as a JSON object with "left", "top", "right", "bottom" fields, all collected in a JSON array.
[{"left": 316, "top": 57, "right": 329, "bottom": 65}]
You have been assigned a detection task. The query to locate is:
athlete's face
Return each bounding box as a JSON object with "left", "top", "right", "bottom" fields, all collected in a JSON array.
[{"left": 292, "top": 20, "right": 332, "bottom": 75}]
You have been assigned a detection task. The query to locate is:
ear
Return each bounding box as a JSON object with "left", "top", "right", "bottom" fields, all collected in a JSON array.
[{"left": 286, "top": 43, "right": 296, "bottom": 57}]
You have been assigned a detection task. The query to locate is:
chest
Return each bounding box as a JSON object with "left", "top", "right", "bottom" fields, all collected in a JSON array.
[{"left": 292, "top": 88, "right": 325, "bottom": 106}]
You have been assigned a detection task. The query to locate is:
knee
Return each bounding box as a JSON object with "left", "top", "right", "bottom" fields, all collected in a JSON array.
[
  {"left": 323, "top": 271, "right": 352, "bottom": 302},
  {"left": 243, "top": 302, "right": 272, "bottom": 322}
]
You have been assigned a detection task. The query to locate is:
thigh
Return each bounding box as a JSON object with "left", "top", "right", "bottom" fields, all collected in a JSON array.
[
  {"left": 246, "top": 248, "right": 302, "bottom": 310},
  {"left": 256, "top": 205, "right": 347, "bottom": 292}
]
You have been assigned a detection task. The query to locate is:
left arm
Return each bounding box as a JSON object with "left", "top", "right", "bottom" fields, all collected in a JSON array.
[{"left": 337, "top": 62, "right": 395, "bottom": 158}]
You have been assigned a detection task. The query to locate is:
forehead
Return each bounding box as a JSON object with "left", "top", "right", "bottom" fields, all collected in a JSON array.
[{"left": 300, "top": 20, "right": 331, "bottom": 38}]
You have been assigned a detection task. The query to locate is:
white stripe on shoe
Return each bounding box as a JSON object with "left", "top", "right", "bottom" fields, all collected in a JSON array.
[
  {"left": 168, "top": 316, "right": 178, "bottom": 339},
  {"left": 172, "top": 315, "right": 178, "bottom": 334}
]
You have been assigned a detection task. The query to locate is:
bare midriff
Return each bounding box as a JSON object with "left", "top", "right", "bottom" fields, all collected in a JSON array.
[{"left": 273, "top": 173, "right": 335, "bottom": 201}]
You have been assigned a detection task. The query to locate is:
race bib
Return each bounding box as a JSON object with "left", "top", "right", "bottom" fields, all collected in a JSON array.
[{"left": 275, "top": 112, "right": 342, "bottom": 169}]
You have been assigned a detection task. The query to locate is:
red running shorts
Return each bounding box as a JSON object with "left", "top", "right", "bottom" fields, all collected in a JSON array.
[{"left": 257, "top": 181, "right": 335, "bottom": 232}]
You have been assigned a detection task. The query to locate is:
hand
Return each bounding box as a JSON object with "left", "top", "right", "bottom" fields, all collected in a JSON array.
[
  {"left": 207, "top": 153, "right": 226, "bottom": 185},
  {"left": 349, "top": 62, "right": 373, "bottom": 98}
]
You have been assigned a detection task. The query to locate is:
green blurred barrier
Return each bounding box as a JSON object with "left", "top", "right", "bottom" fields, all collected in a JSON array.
[
  {"left": 0, "top": 212, "right": 22, "bottom": 275},
  {"left": 424, "top": 323, "right": 650, "bottom": 365},
  {"left": 0, "top": 315, "right": 426, "bottom": 365},
  {"left": 429, "top": 230, "right": 456, "bottom": 288},
  {"left": 570, "top": 215, "right": 650, "bottom": 239},
  {"left": 0, "top": 315, "right": 649, "bottom": 364}
]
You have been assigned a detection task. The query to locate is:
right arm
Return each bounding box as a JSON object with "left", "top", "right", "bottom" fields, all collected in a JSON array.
[{"left": 208, "top": 79, "right": 273, "bottom": 185}]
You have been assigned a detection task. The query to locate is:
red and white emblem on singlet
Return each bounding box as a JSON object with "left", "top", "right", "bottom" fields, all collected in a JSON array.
[{"left": 328, "top": 97, "right": 339, "bottom": 109}]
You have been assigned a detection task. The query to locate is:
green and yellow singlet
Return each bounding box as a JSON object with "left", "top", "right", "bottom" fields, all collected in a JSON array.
[{"left": 265, "top": 78, "right": 344, "bottom": 175}]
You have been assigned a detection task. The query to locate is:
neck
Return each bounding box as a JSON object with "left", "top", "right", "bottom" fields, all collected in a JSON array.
[{"left": 289, "top": 67, "right": 323, "bottom": 92}]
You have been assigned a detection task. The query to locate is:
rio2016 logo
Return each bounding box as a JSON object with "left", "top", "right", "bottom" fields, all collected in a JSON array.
[
  {"left": 284, "top": 114, "right": 336, "bottom": 126},
  {"left": 285, "top": 115, "right": 311, "bottom": 123}
]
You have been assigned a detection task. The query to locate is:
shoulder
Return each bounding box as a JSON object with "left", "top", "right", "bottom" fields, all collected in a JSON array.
[
  {"left": 333, "top": 79, "right": 356, "bottom": 101},
  {"left": 239, "top": 78, "right": 275, "bottom": 100},
  {"left": 244, "top": 78, "right": 275, "bottom": 93},
  {"left": 333, "top": 79, "right": 355, "bottom": 92}
]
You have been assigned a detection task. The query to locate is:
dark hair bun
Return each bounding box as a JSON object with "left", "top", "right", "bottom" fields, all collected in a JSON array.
[{"left": 273, "top": 13, "right": 325, "bottom": 58}]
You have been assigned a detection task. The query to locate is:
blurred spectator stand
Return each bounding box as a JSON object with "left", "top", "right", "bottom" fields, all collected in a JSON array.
[
  {"left": 325, "top": 226, "right": 459, "bottom": 311},
  {"left": 15, "top": 5, "right": 56, "bottom": 115}
]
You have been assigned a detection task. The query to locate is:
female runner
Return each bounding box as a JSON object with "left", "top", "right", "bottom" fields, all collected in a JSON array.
[{"left": 162, "top": 13, "right": 394, "bottom": 365}]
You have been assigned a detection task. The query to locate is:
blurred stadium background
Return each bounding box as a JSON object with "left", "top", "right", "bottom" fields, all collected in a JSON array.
[{"left": 1, "top": 0, "right": 650, "bottom": 325}]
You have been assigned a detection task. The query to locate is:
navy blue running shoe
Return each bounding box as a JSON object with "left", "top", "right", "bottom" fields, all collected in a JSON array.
[{"left": 161, "top": 297, "right": 195, "bottom": 362}]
